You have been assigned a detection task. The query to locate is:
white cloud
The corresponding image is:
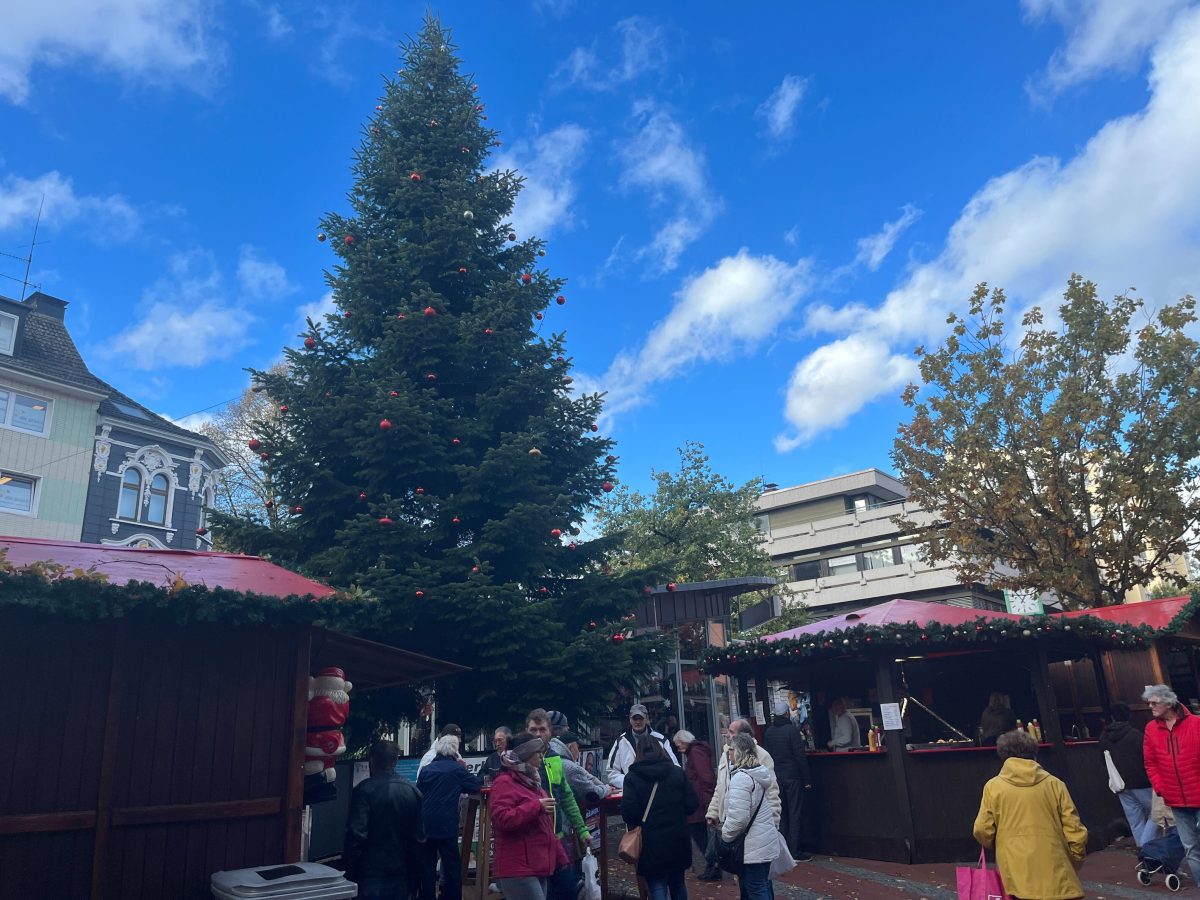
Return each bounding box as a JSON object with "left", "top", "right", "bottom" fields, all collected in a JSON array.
[
  {"left": 294, "top": 291, "right": 336, "bottom": 334},
  {"left": 783, "top": 226, "right": 800, "bottom": 247},
  {"left": 1023, "top": 0, "right": 1190, "bottom": 97},
  {"left": 237, "top": 245, "right": 294, "bottom": 299},
  {"left": 756, "top": 75, "right": 808, "bottom": 142},
  {"left": 555, "top": 17, "right": 666, "bottom": 91},
  {"left": 106, "top": 251, "right": 255, "bottom": 369},
  {"left": 494, "top": 124, "right": 589, "bottom": 239},
  {"left": 779, "top": 5, "right": 1200, "bottom": 449},
  {"left": 853, "top": 204, "right": 923, "bottom": 271},
  {"left": 0, "top": 170, "right": 139, "bottom": 241},
  {"left": 169, "top": 411, "right": 216, "bottom": 430},
  {"left": 0, "top": 0, "right": 219, "bottom": 104},
  {"left": 262, "top": 5, "right": 292, "bottom": 40},
  {"left": 618, "top": 104, "right": 723, "bottom": 272},
  {"left": 594, "top": 249, "right": 810, "bottom": 418}
]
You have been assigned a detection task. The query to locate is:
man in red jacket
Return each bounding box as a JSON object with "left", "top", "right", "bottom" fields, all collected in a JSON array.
[{"left": 1143, "top": 684, "right": 1200, "bottom": 885}]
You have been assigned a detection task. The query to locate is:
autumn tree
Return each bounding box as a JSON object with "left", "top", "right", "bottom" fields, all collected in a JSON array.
[{"left": 893, "top": 276, "right": 1200, "bottom": 609}]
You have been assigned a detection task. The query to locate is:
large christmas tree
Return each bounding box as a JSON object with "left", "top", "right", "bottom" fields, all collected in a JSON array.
[{"left": 214, "top": 19, "right": 664, "bottom": 730}]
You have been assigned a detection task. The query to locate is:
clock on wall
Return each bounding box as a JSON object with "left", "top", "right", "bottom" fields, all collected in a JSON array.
[{"left": 1005, "top": 590, "right": 1045, "bottom": 616}]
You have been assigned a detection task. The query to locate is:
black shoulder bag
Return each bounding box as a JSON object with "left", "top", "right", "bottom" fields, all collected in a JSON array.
[{"left": 717, "top": 777, "right": 766, "bottom": 875}]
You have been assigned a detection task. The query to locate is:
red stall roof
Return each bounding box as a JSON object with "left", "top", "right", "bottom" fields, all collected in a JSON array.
[
  {"left": 0, "top": 535, "right": 337, "bottom": 599},
  {"left": 1059, "top": 595, "right": 1192, "bottom": 630},
  {"left": 764, "top": 598, "right": 1021, "bottom": 643}
]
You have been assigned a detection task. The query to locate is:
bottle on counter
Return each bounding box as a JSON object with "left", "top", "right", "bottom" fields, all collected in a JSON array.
[
  {"left": 1016, "top": 719, "right": 1024, "bottom": 732},
  {"left": 1029, "top": 719, "right": 1042, "bottom": 742},
  {"left": 867, "top": 728, "right": 877, "bottom": 751},
  {"left": 875, "top": 726, "right": 885, "bottom": 749}
]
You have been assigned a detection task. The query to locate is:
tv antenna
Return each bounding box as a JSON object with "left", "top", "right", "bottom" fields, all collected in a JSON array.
[{"left": 0, "top": 195, "right": 44, "bottom": 301}]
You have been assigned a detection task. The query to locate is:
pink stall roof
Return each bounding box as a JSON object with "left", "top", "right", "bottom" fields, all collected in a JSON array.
[
  {"left": 0, "top": 535, "right": 337, "bottom": 599},
  {"left": 763, "top": 598, "right": 1022, "bottom": 643}
]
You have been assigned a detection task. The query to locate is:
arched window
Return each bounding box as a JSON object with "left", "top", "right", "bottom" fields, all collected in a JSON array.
[
  {"left": 146, "top": 474, "right": 169, "bottom": 525},
  {"left": 118, "top": 469, "right": 142, "bottom": 520}
]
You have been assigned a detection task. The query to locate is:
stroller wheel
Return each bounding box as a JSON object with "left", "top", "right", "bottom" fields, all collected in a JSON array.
[
  {"left": 1137, "top": 869, "right": 1152, "bottom": 885},
  {"left": 1166, "top": 873, "right": 1181, "bottom": 891}
]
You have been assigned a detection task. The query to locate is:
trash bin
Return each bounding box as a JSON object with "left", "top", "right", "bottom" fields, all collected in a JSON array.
[{"left": 211, "top": 862, "right": 357, "bottom": 899}]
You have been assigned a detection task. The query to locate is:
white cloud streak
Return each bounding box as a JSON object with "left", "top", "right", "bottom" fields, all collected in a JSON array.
[
  {"left": 495, "top": 124, "right": 589, "bottom": 239},
  {"left": 853, "top": 204, "right": 923, "bottom": 271},
  {"left": 0, "top": 170, "right": 140, "bottom": 241},
  {"left": 237, "top": 245, "right": 294, "bottom": 299},
  {"left": 592, "top": 249, "right": 810, "bottom": 419},
  {"left": 1023, "top": 0, "right": 1190, "bottom": 97},
  {"left": 0, "top": 0, "right": 220, "bottom": 104},
  {"left": 619, "top": 104, "right": 722, "bottom": 272},
  {"left": 756, "top": 75, "right": 808, "bottom": 141},
  {"left": 777, "top": 6, "right": 1200, "bottom": 450},
  {"left": 555, "top": 17, "right": 666, "bottom": 91}
]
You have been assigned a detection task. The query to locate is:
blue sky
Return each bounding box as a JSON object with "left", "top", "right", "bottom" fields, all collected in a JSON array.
[{"left": 2, "top": 0, "right": 1199, "bottom": 495}]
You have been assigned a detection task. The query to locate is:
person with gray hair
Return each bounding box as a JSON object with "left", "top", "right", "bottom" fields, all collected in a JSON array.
[
  {"left": 672, "top": 728, "right": 718, "bottom": 878},
  {"left": 1143, "top": 683, "right": 1200, "bottom": 886},
  {"left": 721, "top": 733, "right": 780, "bottom": 900},
  {"left": 973, "top": 729, "right": 1087, "bottom": 899},
  {"left": 417, "top": 734, "right": 483, "bottom": 900},
  {"left": 705, "top": 719, "right": 781, "bottom": 838},
  {"left": 482, "top": 726, "right": 514, "bottom": 782}
]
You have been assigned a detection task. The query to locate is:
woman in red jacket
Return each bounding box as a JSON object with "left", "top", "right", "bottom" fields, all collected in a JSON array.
[
  {"left": 489, "top": 732, "right": 568, "bottom": 900},
  {"left": 1142, "top": 684, "right": 1200, "bottom": 885}
]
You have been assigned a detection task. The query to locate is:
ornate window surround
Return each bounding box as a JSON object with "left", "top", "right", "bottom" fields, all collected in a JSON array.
[{"left": 115, "top": 445, "right": 180, "bottom": 528}]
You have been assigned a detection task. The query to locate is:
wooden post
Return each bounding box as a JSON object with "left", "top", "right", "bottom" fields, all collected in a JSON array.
[
  {"left": 91, "top": 621, "right": 129, "bottom": 900},
  {"left": 1031, "top": 647, "right": 1065, "bottom": 746},
  {"left": 283, "top": 626, "right": 312, "bottom": 862},
  {"left": 874, "top": 654, "right": 916, "bottom": 863}
]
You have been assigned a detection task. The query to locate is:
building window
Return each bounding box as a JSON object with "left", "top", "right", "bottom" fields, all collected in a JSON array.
[
  {"left": 791, "top": 560, "right": 821, "bottom": 581},
  {"left": 827, "top": 554, "right": 858, "bottom": 576},
  {"left": 0, "top": 472, "right": 36, "bottom": 514},
  {"left": 0, "top": 312, "right": 15, "bottom": 355},
  {"left": 861, "top": 548, "right": 895, "bottom": 570},
  {"left": 899, "top": 542, "right": 925, "bottom": 565},
  {"left": 146, "top": 474, "right": 169, "bottom": 525},
  {"left": 0, "top": 387, "right": 52, "bottom": 436},
  {"left": 118, "top": 469, "right": 142, "bottom": 520}
]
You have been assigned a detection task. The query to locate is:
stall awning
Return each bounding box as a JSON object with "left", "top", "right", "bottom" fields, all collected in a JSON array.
[
  {"left": 1059, "top": 595, "right": 1192, "bottom": 630},
  {"left": 633, "top": 576, "right": 776, "bottom": 628},
  {"left": 310, "top": 628, "right": 469, "bottom": 691},
  {"left": 0, "top": 535, "right": 337, "bottom": 599},
  {"left": 764, "top": 598, "right": 1020, "bottom": 643}
]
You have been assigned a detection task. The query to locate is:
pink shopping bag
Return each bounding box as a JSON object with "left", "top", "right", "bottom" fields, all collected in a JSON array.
[{"left": 956, "top": 848, "right": 1009, "bottom": 900}]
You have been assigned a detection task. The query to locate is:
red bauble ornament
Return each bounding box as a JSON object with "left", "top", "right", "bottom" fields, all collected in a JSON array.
[
  {"left": 265, "top": 500, "right": 274, "bottom": 509},
  {"left": 379, "top": 419, "right": 393, "bottom": 430},
  {"left": 589, "top": 621, "right": 597, "bottom": 629},
  {"left": 666, "top": 582, "right": 677, "bottom": 592},
  {"left": 343, "top": 310, "right": 351, "bottom": 318},
  {"left": 602, "top": 482, "right": 614, "bottom": 492},
  {"left": 410, "top": 172, "right": 422, "bottom": 182},
  {"left": 612, "top": 633, "right": 626, "bottom": 644},
  {"left": 521, "top": 273, "right": 532, "bottom": 284},
  {"left": 556, "top": 295, "right": 566, "bottom": 305},
  {"left": 458, "top": 267, "right": 468, "bottom": 274},
  {"left": 535, "top": 312, "right": 544, "bottom": 321},
  {"left": 452, "top": 437, "right": 461, "bottom": 446},
  {"left": 415, "top": 590, "right": 425, "bottom": 598},
  {"left": 423, "top": 306, "right": 437, "bottom": 317},
  {"left": 471, "top": 565, "right": 480, "bottom": 573},
  {"left": 292, "top": 505, "right": 303, "bottom": 514},
  {"left": 425, "top": 372, "right": 437, "bottom": 381},
  {"left": 538, "top": 249, "right": 546, "bottom": 257},
  {"left": 590, "top": 424, "right": 598, "bottom": 432},
  {"left": 568, "top": 542, "right": 577, "bottom": 550},
  {"left": 344, "top": 235, "right": 355, "bottom": 245},
  {"left": 375, "top": 104, "right": 383, "bottom": 111},
  {"left": 643, "top": 587, "right": 653, "bottom": 595},
  {"left": 390, "top": 390, "right": 399, "bottom": 397},
  {"left": 570, "top": 527, "right": 580, "bottom": 536},
  {"left": 461, "top": 146, "right": 470, "bottom": 154},
  {"left": 358, "top": 492, "right": 367, "bottom": 502},
  {"left": 550, "top": 528, "right": 562, "bottom": 538},
  {"left": 279, "top": 405, "right": 288, "bottom": 413},
  {"left": 415, "top": 486, "right": 425, "bottom": 495},
  {"left": 260, "top": 452, "right": 269, "bottom": 461},
  {"left": 508, "top": 232, "right": 517, "bottom": 241},
  {"left": 606, "top": 455, "right": 617, "bottom": 463},
  {"left": 539, "top": 587, "right": 549, "bottom": 595},
  {"left": 379, "top": 516, "right": 394, "bottom": 526},
  {"left": 304, "top": 337, "right": 316, "bottom": 349},
  {"left": 196, "top": 527, "right": 208, "bottom": 536},
  {"left": 451, "top": 516, "right": 461, "bottom": 524},
  {"left": 484, "top": 328, "right": 493, "bottom": 336},
  {"left": 248, "top": 439, "right": 261, "bottom": 450}
]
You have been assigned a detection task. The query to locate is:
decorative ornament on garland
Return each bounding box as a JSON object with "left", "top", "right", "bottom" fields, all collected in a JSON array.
[
  {"left": 292, "top": 505, "right": 303, "bottom": 514},
  {"left": 538, "top": 249, "right": 546, "bottom": 257},
  {"left": 666, "top": 582, "right": 677, "bottom": 592},
  {"left": 358, "top": 492, "right": 367, "bottom": 502},
  {"left": 379, "top": 517, "right": 394, "bottom": 526},
  {"left": 612, "top": 633, "right": 626, "bottom": 643},
  {"left": 260, "top": 452, "right": 269, "bottom": 461},
  {"left": 279, "top": 405, "right": 288, "bottom": 413},
  {"left": 304, "top": 337, "right": 316, "bottom": 352},
  {"left": 451, "top": 516, "right": 461, "bottom": 524},
  {"left": 425, "top": 372, "right": 437, "bottom": 382},
  {"left": 568, "top": 542, "right": 577, "bottom": 550},
  {"left": 606, "top": 455, "right": 617, "bottom": 463},
  {"left": 528, "top": 448, "right": 543, "bottom": 458},
  {"left": 556, "top": 295, "right": 566, "bottom": 306},
  {"left": 463, "top": 210, "right": 474, "bottom": 219},
  {"left": 390, "top": 390, "right": 399, "bottom": 397},
  {"left": 265, "top": 500, "right": 274, "bottom": 509},
  {"left": 415, "top": 590, "right": 425, "bottom": 599},
  {"left": 458, "top": 267, "right": 468, "bottom": 275},
  {"left": 379, "top": 419, "right": 393, "bottom": 430},
  {"left": 508, "top": 232, "right": 517, "bottom": 241},
  {"left": 344, "top": 235, "right": 355, "bottom": 245},
  {"left": 602, "top": 482, "right": 614, "bottom": 492},
  {"left": 451, "top": 437, "right": 461, "bottom": 446},
  {"left": 536, "top": 313, "right": 544, "bottom": 321},
  {"left": 521, "top": 273, "right": 532, "bottom": 284},
  {"left": 550, "top": 528, "right": 562, "bottom": 538},
  {"left": 414, "top": 487, "right": 425, "bottom": 495},
  {"left": 196, "top": 527, "right": 208, "bottom": 536},
  {"left": 248, "top": 439, "right": 261, "bottom": 451},
  {"left": 643, "top": 587, "right": 653, "bottom": 596},
  {"left": 410, "top": 172, "right": 422, "bottom": 182},
  {"left": 590, "top": 424, "right": 599, "bottom": 432},
  {"left": 423, "top": 306, "right": 437, "bottom": 317},
  {"left": 539, "top": 587, "right": 549, "bottom": 595},
  {"left": 484, "top": 328, "right": 494, "bottom": 336},
  {"left": 317, "top": 233, "right": 327, "bottom": 242},
  {"left": 588, "top": 621, "right": 597, "bottom": 629}
]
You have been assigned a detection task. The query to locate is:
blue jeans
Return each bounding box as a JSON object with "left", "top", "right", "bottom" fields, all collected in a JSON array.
[
  {"left": 645, "top": 869, "right": 688, "bottom": 900},
  {"left": 421, "top": 836, "right": 461, "bottom": 900},
  {"left": 1118, "top": 788, "right": 1159, "bottom": 847},
  {"left": 547, "top": 850, "right": 579, "bottom": 900},
  {"left": 737, "top": 862, "right": 774, "bottom": 900},
  {"left": 1170, "top": 807, "right": 1200, "bottom": 886},
  {"left": 359, "top": 874, "right": 409, "bottom": 900}
]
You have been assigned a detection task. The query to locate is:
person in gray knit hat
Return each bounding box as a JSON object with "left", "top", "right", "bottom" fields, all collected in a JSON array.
[{"left": 544, "top": 710, "right": 610, "bottom": 805}]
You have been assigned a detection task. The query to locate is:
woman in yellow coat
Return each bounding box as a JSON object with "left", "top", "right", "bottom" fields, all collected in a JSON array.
[{"left": 972, "top": 730, "right": 1087, "bottom": 900}]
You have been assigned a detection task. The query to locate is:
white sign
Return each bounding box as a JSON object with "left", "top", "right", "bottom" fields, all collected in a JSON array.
[
  {"left": 753, "top": 701, "right": 766, "bottom": 725},
  {"left": 880, "top": 702, "right": 903, "bottom": 732}
]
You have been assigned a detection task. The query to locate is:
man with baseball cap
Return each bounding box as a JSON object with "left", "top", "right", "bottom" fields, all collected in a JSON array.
[{"left": 606, "top": 703, "right": 679, "bottom": 790}]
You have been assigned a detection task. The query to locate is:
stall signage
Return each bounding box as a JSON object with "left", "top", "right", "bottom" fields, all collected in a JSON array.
[{"left": 880, "top": 702, "right": 903, "bottom": 731}]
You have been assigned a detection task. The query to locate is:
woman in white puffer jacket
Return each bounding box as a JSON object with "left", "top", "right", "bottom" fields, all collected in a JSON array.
[{"left": 721, "top": 733, "right": 778, "bottom": 900}]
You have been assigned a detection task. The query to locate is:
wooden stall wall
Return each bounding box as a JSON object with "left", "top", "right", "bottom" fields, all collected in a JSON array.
[{"left": 0, "top": 610, "right": 308, "bottom": 900}]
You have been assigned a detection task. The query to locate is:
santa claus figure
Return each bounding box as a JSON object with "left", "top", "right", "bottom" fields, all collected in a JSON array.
[{"left": 304, "top": 667, "right": 352, "bottom": 782}]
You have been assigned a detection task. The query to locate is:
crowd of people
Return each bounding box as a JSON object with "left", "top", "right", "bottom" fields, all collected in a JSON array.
[{"left": 343, "top": 702, "right": 810, "bottom": 900}]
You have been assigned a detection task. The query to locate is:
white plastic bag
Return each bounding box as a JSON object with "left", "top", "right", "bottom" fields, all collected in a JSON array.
[
  {"left": 1103, "top": 750, "right": 1125, "bottom": 793},
  {"left": 580, "top": 848, "right": 601, "bottom": 900},
  {"left": 769, "top": 829, "right": 796, "bottom": 877}
]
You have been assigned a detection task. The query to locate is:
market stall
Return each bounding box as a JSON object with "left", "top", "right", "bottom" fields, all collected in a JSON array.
[{"left": 702, "top": 594, "right": 1200, "bottom": 864}]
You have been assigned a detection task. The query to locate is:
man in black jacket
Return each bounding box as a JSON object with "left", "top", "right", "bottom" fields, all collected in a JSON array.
[
  {"left": 344, "top": 739, "right": 426, "bottom": 899},
  {"left": 761, "top": 703, "right": 813, "bottom": 861},
  {"left": 1099, "top": 701, "right": 1157, "bottom": 847}
]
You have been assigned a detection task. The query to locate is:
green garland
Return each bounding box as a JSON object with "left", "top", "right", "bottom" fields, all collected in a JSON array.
[
  {"left": 700, "top": 590, "right": 1200, "bottom": 675},
  {"left": 0, "top": 570, "right": 376, "bottom": 632}
]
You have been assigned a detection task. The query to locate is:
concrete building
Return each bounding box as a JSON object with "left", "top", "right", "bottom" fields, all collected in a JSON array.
[
  {"left": 755, "top": 469, "right": 1003, "bottom": 617},
  {"left": 0, "top": 291, "right": 226, "bottom": 549}
]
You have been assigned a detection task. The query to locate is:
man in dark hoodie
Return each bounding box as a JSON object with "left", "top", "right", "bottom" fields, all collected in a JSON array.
[
  {"left": 1099, "top": 701, "right": 1157, "bottom": 846},
  {"left": 761, "top": 702, "right": 813, "bottom": 861}
]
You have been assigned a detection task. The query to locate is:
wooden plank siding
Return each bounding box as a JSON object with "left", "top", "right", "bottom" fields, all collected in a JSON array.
[{"left": 0, "top": 610, "right": 306, "bottom": 900}]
